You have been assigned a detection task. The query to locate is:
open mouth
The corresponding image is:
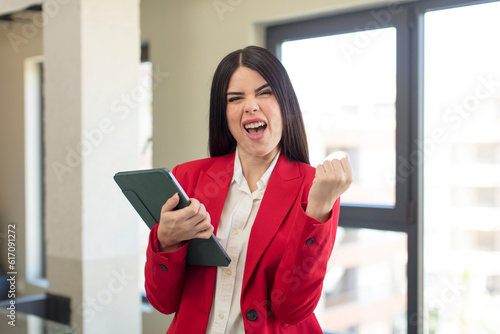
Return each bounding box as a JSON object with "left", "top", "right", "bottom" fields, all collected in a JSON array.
[{"left": 244, "top": 121, "right": 267, "bottom": 134}]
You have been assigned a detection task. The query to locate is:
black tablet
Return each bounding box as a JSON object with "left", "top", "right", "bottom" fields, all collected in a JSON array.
[{"left": 114, "top": 168, "right": 230, "bottom": 267}]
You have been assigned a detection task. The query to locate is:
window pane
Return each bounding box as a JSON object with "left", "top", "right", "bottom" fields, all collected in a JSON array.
[
  {"left": 281, "top": 28, "right": 396, "bottom": 207},
  {"left": 424, "top": 2, "right": 500, "bottom": 333},
  {"left": 318, "top": 227, "right": 407, "bottom": 333}
]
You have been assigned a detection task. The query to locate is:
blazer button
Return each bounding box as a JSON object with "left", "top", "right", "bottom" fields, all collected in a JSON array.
[
  {"left": 160, "top": 264, "right": 168, "bottom": 271},
  {"left": 306, "top": 238, "right": 315, "bottom": 245},
  {"left": 246, "top": 309, "right": 258, "bottom": 321}
]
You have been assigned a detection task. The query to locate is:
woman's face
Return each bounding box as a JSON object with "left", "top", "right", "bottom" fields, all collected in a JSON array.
[{"left": 226, "top": 66, "right": 282, "bottom": 161}]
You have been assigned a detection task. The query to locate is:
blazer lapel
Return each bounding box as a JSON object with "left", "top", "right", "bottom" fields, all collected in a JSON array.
[
  {"left": 192, "top": 153, "right": 234, "bottom": 313},
  {"left": 242, "top": 155, "right": 303, "bottom": 292},
  {"left": 193, "top": 153, "right": 234, "bottom": 234}
]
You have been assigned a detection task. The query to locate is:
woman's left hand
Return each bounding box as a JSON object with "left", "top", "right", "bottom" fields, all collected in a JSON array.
[{"left": 306, "top": 157, "right": 353, "bottom": 223}]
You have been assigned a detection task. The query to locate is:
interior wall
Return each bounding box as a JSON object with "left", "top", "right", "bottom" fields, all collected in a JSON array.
[
  {"left": 0, "top": 0, "right": 39, "bottom": 14},
  {"left": 0, "top": 18, "right": 45, "bottom": 297}
]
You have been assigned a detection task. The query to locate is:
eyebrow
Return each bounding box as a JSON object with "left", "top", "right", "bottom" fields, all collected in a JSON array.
[{"left": 227, "top": 83, "right": 270, "bottom": 96}]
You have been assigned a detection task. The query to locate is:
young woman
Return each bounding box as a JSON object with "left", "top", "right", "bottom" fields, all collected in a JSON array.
[{"left": 145, "top": 46, "right": 352, "bottom": 333}]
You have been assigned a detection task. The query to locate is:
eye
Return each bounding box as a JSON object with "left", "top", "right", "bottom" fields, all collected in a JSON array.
[
  {"left": 227, "top": 96, "right": 242, "bottom": 103},
  {"left": 258, "top": 89, "right": 273, "bottom": 96}
]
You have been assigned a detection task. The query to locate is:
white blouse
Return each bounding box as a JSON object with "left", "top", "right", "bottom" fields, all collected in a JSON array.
[{"left": 206, "top": 149, "right": 280, "bottom": 334}]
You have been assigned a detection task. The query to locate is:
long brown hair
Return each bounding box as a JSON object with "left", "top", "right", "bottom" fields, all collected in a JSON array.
[{"left": 209, "top": 46, "right": 310, "bottom": 164}]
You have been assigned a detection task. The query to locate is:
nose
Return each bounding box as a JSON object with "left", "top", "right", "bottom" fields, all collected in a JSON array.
[{"left": 244, "top": 96, "right": 259, "bottom": 113}]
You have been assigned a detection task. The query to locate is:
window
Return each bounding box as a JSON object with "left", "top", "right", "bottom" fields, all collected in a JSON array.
[
  {"left": 318, "top": 228, "right": 407, "bottom": 333},
  {"left": 268, "top": 1, "right": 500, "bottom": 333}
]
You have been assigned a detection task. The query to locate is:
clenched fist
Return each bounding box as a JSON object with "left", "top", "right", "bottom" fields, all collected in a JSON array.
[{"left": 306, "top": 157, "right": 353, "bottom": 223}]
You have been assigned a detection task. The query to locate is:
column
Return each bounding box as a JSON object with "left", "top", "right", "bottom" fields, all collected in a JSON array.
[{"left": 43, "top": 0, "right": 141, "bottom": 332}]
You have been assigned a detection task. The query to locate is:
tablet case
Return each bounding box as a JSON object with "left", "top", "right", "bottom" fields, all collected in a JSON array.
[{"left": 114, "top": 169, "right": 231, "bottom": 267}]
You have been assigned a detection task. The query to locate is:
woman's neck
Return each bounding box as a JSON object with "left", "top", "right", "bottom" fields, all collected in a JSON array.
[{"left": 237, "top": 147, "right": 278, "bottom": 192}]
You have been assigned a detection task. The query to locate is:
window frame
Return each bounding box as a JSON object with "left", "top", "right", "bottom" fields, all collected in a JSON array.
[{"left": 268, "top": 6, "right": 413, "bottom": 229}]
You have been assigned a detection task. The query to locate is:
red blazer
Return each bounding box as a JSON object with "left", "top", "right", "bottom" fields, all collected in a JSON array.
[{"left": 145, "top": 153, "right": 340, "bottom": 333}]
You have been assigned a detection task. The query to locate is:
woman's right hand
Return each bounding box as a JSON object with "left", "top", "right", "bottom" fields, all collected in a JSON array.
[{"left": 156, "top": 193, "right": 214, "bottom": 252}]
